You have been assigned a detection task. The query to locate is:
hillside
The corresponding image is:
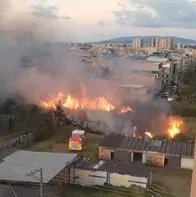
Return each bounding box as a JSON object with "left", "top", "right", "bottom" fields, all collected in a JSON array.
[{"left": 98, "top": 36, "right": 196, "bottom": 45}]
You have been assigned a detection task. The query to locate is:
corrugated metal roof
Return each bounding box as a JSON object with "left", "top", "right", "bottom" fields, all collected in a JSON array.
[
  {"left": 98, "top": 161, "right": 151, "bottom": 177},
  {"left": 0, "top": 151, "right": 78, "bottom": 183},
  {"left": 100, "top": 133, "right": 194, "bottom": 157}
]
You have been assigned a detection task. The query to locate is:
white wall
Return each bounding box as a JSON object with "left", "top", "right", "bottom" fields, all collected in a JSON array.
[
  {"left": 181, "top": 158, "right": 194, "bottom": 170},
  {"left": 73, "top": 169, "right": 107, "bottom": 186},
  {"left": 71, "top": 168, "right": 148, "bottom": 189},
  {"left": 142, "top": 153, "right": 147, "bottom": 164},
  {"left": 110, "top": 173, "right": 147, "bottom": 189}
]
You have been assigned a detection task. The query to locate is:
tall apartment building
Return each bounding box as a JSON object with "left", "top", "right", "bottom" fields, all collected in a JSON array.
[
  {"left": 154, "top": 38, "right": 173, "bottom": 50},
  {"left": 132, "top": 38, "right": 144, "bottom": 48},
  {"left": 151, "top": 38, "right": 156, "bottom": 47}
]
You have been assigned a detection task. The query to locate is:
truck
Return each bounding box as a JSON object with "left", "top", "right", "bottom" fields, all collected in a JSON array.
[{"left": 68, "top": 130, "right": 86, "bottom": 151}]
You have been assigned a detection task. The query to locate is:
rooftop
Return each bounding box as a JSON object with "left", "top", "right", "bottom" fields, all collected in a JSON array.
[
  {"left": 100, "top": 133, "right": 194, "bottom": 157},
  {"left": 0, "top": 151, "right": 78, "bottom": 183},
  {"left": 98, "top": 161, "right": 151, "bottom": 178},
  {"left": 74, "top": 157, "right": 151, "bottom": 178}
]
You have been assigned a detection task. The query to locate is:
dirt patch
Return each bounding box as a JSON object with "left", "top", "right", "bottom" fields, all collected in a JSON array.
[{"left": 153, "top": 169, "right": 192, "bottom": 197}]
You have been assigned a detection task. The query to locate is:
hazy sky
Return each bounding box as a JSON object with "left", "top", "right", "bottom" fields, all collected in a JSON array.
[{"left": 7, "top": 0, "right": 196, "bottom": 41}]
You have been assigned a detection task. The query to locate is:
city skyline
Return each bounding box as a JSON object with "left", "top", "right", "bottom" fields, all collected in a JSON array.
[{"left": 3, "top": 0, "right": 196, "bottom": 42}]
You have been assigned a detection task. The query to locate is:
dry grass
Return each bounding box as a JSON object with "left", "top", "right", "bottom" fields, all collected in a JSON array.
[
  {"left": 30, "top": 125, "right": 104, "bottom": 160},
  {"left": 153, "top": 169, "right": 192, "bottom": 197}
]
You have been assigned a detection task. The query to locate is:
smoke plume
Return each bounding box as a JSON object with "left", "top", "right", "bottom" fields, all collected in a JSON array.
[{"left": 0, "top": 0, "right": 171, "bottom": 135}]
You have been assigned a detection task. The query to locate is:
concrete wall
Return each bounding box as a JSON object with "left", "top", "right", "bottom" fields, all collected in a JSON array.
[
  {"left": 142, "top": 153, "right": 147, "bottom": 164},
  {"left": 146, "top": 152, "right": 165, "bottom": 167},
  {"left": 73, "top": 169, "right": 107, "bottom": 186},
  {"left": 110, "top": 173, "right": 148, "bottom": 189},
  {"left": 99, "top": 147, "right": 112, "bottom": 160},
  {"left": 165, "top": 155, "right": 181, "bottom": 169},
  {"left": 181, "top": 157, "right": 194, "bottom": 170},
  {"left": 71, "top": 168, "right": 148, "bottom": 189},
  {"left": 190, "top": 140, "right": 196, "bottom": 197}
]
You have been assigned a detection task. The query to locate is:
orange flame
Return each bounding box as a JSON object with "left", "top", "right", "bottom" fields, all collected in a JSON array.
[
  {"left": 41, "top": 92, "right": 116, "bottom": 112},
  {"left": 118, "top": 106, "right": 133, "bottom": 114},
  {"left": 145, "top": 131, "right": 153, "bottom": 139},
  {"left": 62, "top": 94, "right": 115, "bottom": 111},
  {"left": 40, "top": 92, "right": 134, "bottom": 113},
  {"left": 40, "top": 92, "right": 64, "bottom": 110},
  {"left": 166, "top": 117, "right": 183, "bottom": 139}
]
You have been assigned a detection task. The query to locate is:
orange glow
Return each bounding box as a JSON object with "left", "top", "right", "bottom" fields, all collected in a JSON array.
[
  {"left": 40, "top": 92, "right": 134, "bottom": 113},
  {"left": 63, "top": 94, "right": 115, "bottom": 111},
  {"left": 40, "top": 92, "right": 64, "bottom": 110},
  {"left": 118, "top": 106, "right": 133, "bottom": 114},
  {"left": 145, "top": 131, "right": 153, "bottom": 139},
  {"left": 166, "top": 117, "right": 183, "bottom": 139},
  {"left": 40, "top": 92, "right": 117, "bottom": 112}
]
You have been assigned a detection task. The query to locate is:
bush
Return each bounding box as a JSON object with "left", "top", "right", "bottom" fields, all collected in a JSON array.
[{"left": 171, "top": 101, "right": 196, "bottom": 117}]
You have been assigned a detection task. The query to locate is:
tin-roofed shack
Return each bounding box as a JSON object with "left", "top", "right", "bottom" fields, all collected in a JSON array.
[
  {"left": 99, "top": 133, "right": 195, "bottom": 170},
  {"left": 70, "top": 157, "right": 152, "bottom": 189}
]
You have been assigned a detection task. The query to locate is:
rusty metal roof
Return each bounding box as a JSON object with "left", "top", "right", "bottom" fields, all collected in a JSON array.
[{"left": 100, "top": 133, "right": 194, "bottom": 157}]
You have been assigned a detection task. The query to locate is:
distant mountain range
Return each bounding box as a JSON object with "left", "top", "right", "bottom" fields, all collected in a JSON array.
[{"left": 97, "top": 36, "right": 196, "bottom": 45}]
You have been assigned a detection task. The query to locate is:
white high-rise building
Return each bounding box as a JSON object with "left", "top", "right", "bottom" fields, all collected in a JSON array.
[{"left": 132, "top": 38, "right": 144, "bottom": 49}]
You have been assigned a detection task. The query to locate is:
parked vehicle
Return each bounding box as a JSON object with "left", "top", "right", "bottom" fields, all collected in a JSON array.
[{"left": 68, "top": 130, "right": 86, "bottom": 151}]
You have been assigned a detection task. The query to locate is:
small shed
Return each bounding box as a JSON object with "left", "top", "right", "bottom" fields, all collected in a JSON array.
[
  {"left": 98, "top": 161, "right": 152, "bottom": 189},
  {"left": 99, "top": 133, "right": 195, "bottom": 169},
  {"left": 71, "top": 157, "right": 152, "bottom": 189}
]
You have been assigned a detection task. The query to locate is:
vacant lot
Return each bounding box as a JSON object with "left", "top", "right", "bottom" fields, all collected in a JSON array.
[
  {"left": 153, "top": 169, "right": 192, "bottom": 197},
  {"left": 30, "top": 125, "right": 104, "bottom": 160}
]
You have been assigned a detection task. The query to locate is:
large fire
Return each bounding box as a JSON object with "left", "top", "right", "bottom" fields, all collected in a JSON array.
[
  {"left": 62, "top": 95, "right": 115, "bottom": 111},
  {"left": 145, "top": 131, "right": 153, "bottom": 139},
  {"left": 40, "top": 92, "right": 133, "bottom": 113},
  {"left": 166, "top": 117, "right": 184, "bottom": 139},
  {"left": 143, "top": 117, "right": 184, "bottom": 140}
]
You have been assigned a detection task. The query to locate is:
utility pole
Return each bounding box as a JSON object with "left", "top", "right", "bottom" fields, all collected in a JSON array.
[
  {"left": 40, "top": 168, "right": 43, "bottom": 197},
  {"left": 26, "top": 168, "right": 44, "bottom": 197}
]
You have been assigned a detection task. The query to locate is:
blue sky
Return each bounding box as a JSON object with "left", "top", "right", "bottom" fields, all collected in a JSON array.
[{"left": 4, "top": 0, "right": 196, "bottom": 41}]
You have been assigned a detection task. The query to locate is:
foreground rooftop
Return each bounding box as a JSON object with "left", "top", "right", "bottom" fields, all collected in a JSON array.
[{"left": 0, "top": 151, "right": 78, "bottom": 183}]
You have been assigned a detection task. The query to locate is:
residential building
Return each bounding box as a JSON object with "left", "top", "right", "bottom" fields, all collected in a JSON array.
[
  {"left": 154, "top": 38, "right": 173, "bottom": 50},
  {"left": 151, "top": 38, "right": 156, "bottom": 47},
  {"left": 132, "top": 38, "right": 144, "bottom": 48}
]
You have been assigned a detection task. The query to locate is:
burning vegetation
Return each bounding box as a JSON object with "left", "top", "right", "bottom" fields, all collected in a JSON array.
[
  {"left": 166, "top": 117, "right": 184, "bottom": 139},
  {"left": 144, "top": 117, "right": 184, "bottom": 140},
  {"left": 40, "top": 92, "right": 133, "bottom": 114},
  {"left": 40, "top": 92, "right": 185, "bottom": 140}
]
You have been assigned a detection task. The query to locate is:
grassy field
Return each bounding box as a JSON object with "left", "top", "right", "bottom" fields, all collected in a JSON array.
[
  {"left": 30, "top": 125, "right": 104, "bottom": 160},
  {"left": 153, "top": 169, "right": 192, "bottom": 197},
  {"left": 66, "top": 184, "right": 149, "bottom": 197}
]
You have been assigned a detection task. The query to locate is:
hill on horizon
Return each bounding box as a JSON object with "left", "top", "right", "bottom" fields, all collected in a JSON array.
[{"left": 97, "top": 36, "right": 196, "bottom": 45}]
